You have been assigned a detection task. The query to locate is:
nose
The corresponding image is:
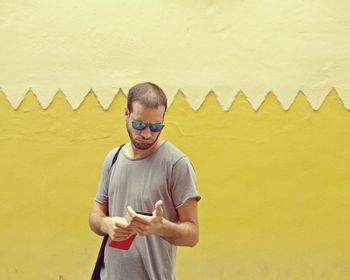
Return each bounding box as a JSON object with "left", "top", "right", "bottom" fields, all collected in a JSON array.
[{"left": 140, "top": 126, "right": 152, "bottom": 139}]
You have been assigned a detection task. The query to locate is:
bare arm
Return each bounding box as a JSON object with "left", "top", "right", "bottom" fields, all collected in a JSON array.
[
  {"left": 89, "top": 201, "right": 108, "bottom": 236},
  {"left": 160, "top": 198, "right": 199, "bottom": 246},
  {"left": 89, "top": 201, "right": 135, "bottom": 241},
  {"left": 128, "top": 198, "right": 199, "bottom": 247}
]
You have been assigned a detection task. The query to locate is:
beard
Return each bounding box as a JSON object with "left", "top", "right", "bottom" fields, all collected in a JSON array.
[{"left": 126, "top": 122, "right": 161, "bottom": 150}]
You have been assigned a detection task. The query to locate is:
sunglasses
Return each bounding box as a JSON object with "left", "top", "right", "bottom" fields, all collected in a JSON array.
[{"left": 131, "top": 120, "right": 165, "bottom": 132}]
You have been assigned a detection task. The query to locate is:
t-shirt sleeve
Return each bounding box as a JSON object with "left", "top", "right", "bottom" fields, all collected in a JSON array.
[
  {"left": 95, "top": 148, "right": 118, "bottom": 205},
  {"left": 170, "top": 156, "right": 201, "bottom": 209}
]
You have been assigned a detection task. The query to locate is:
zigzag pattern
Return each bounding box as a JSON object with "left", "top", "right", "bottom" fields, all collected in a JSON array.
[{"left": 0, "top": 88, "right": 348, "bottom": 112}]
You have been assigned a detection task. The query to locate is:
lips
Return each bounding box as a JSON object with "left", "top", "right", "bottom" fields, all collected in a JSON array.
[{"left": 136, "top": 139, "right": 151, "bottom": 144}]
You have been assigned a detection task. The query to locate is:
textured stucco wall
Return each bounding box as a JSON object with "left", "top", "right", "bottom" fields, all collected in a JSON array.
[
  {"left": 0, "top": 91, "right": 350, "bottom": 279},
  {"left": 1, "top": 1, "right": 350, "bottom": 279},
  {"left": 1, "top": 1, "right": 350, "bottom": 110}
]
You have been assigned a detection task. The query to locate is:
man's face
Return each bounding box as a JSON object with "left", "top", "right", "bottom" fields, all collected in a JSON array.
[{"left": 125, "top": 102, "right": 166, "bottom": 150}]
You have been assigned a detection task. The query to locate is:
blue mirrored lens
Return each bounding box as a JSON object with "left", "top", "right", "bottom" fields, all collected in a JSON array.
[
  {"left": 150, "top": 124, "right": 164, "bottom": 132},
  {"left": 132, "top": 120, "right": 164, "bottom": 132},
  {"left": 132, "top": 120, "right": 147, "bottom": 130}
]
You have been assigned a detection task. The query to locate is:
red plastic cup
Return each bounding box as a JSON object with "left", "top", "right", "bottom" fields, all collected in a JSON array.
[
  {"left": 108, "top": 234, "right": 136, "bottom": 250},
  {"left": 108, "top": 211, "right": 152, "bottom": 250}
]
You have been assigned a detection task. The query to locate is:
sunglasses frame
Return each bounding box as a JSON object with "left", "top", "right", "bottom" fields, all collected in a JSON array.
[{"left": 131, "top": 120, "right": 165, "bottom": 133}]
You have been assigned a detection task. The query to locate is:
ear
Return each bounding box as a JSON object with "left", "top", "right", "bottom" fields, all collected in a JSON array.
[{"left": 124, "top": 107, "right": 129, "bottom": 117}]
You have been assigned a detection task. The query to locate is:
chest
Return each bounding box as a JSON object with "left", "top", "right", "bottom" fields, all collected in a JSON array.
[{"left": 108, "top": 156, "right": 171, "bottom": 211}]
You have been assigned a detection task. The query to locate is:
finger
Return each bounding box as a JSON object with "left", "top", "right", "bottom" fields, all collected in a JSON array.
[
  {"left": 111, "top": 231, "right": 129, "bottom": 239},
  {"left": 112, "top": 229, "right": 136, "bottom": 238},
  {"left": 111, "top": 217, "right": 129, "bottom": 228},
  {"left": 114, "top": 226, "right": 134, "bottom": 234},
  {"left": 127, "top": 206, "right": 137, "bottom": 218},
  {"left": 114, "top": 234, "right": 130, "bottom": 239},
  {"left": 127, "top": 206, "right": 147, "bottom": 223},
  {"left": 129, "top": 220, "right": 149, "bottom": 232},
  {"left": 154, "top": 200, "right": 163, "bottom": 216},
  {"left": 130, "top": 214, "right": 151, "bottom": 225},
  {"left": 132, "top": 227, "right": 146, "bottom": 236},
  {"left": 115, "top": 220, "right": 132, "bottom": 229},
  {"left": 128, "top": 206, "right": 152, "bottom": 224},
  {"left": 112, "top": 235, "right": 132, "bottom": 241},
  {"left": 126, "top": 212, "right": 132, "bottom": 224}
]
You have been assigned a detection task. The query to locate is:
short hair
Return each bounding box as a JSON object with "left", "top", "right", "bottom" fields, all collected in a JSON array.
[{"left": 127, "top": 82, "right": 167, "bottom": 113}]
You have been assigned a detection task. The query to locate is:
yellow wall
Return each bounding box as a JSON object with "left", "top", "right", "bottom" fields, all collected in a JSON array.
[
  {"left": 2, "top": 2, "right": 350, "bottom": 279},
  {"left": 1, "top": 1, "right": 350, "bottom": 109},
  {"left": 0, "top": 90, "right": 349, "bottom": 279}
]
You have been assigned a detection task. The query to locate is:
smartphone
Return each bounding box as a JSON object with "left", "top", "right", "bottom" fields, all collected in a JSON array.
[{"left": 136, "top": 211, "right": 152, "bottom": 216}]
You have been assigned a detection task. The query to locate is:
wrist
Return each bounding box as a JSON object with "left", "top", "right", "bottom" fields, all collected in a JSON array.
[
  {"left": 156, "top": 217, "right": 166, "bottom": 237},
  {"left": 101, "top": 216, "right": 111, "bottom": 235}
]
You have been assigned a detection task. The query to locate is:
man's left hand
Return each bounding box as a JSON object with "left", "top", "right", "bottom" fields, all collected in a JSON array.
[{"left": 127, "top": 200, "right": 164, "bottom": 236}]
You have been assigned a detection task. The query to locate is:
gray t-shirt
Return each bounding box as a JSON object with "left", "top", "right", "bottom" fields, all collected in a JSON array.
[{"left": 95, "top": 141, "right": 201, "bottom": 280}]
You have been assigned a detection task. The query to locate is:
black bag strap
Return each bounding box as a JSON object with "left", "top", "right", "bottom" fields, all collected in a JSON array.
[
  {"left": 91, "top": 235, "right": 109, "bottom": 280},
  {"left": 91, "top": 144, "right": 125, "bottom": 280},
  {"left": 111, "top": 144, "right": 125, "bottom": 168}
]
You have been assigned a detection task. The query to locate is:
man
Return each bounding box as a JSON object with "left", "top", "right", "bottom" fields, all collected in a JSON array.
[{"left": 89, "top": 82, "right": 201, "bottom": 279}]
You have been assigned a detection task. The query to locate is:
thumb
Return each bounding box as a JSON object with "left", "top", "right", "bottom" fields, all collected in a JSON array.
[
  {"left": 127, "top": 206, "right": 137, "bottom": 224},
  {"left": 154, "top": 200, "right": 163, "bottom": 216}
]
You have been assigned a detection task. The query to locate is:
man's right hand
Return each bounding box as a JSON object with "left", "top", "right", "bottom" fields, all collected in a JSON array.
[{"left": 102, "top": 216, "right": 136, "bottom": 241}]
